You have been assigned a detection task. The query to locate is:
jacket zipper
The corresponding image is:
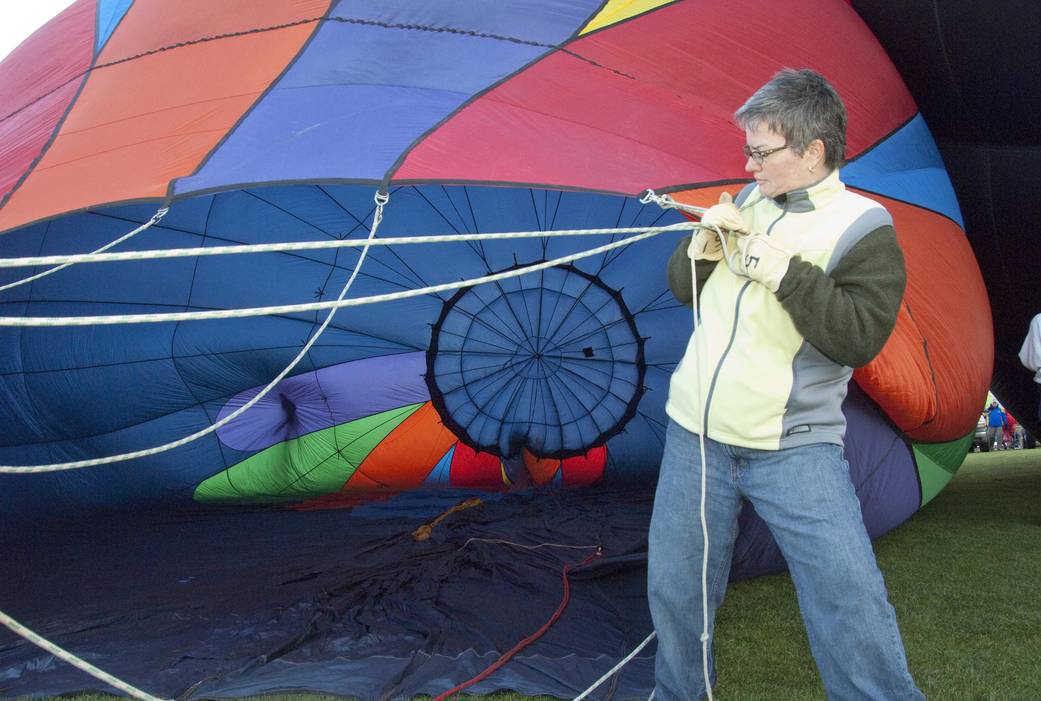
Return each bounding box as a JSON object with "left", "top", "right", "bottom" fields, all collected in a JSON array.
[{"left": 699, "top": 200, "right": 791, "bottom": 434}]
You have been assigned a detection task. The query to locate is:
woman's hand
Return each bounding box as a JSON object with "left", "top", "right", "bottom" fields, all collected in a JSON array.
[
  {"left": 688, "top": 228, "right": 724, "bottom": 261},
  {"left": 699, "top": 192, "right": 747, "bottom": 233},
  {"left": 737, "top": 234, "right": 793, "bottom": 292}
]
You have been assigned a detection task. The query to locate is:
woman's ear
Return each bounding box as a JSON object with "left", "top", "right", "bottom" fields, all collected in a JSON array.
[{"left": 806, "top": 138, "right": 825, "bottom": 173}]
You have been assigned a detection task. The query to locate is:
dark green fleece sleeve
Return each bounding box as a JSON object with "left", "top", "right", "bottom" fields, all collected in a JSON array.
[
  {"left": 667, "top": 235, "right": 718, "bottom": 307},
  {"left": 775, "top": 225, "right": 905, "bottom": 368}
]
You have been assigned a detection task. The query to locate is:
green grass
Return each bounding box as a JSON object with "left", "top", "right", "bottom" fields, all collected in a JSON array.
[
  {"left": 710, "top": 448, "right": 1041, "bottom": 701},
  {"left": 25, "top": 450, "right": 1041, "bottom": 701}
]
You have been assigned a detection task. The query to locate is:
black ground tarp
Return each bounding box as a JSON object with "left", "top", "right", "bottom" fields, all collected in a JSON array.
[
  {"left": 1, "top": 487, "right": 660, "bottom": 700},
  {"left": 1, "top": 386, "right": 917, "bottom": 700}
]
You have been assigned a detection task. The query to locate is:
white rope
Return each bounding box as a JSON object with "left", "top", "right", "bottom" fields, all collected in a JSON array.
[
  {"left": 0, "top": 191, "right": 388, "bottom": 474},
  {"left": 694, "top": 264, "right": 715, "bottom": 701},
  {"left": 570, "top": 630, "right": 656, "bottom": 701},
  {"left": 0, "top": 222, "right": 698, "bottom": 268},
  {"left": 0, "top": 207, "right": 168, "bottom": 291},
  {"left": 643, "top": 188, "right": 749, "bottom": 278},
  {"left": 458, "top": 538, "right": 600, "bottom": 553},
  {"left": 0, "top": 226, "right": 687, "bottom": 328},
  {"left": 641, "top": 188, "right": 716, "bottom": 695},
  {"left": 674, "top": 192, "right": 716, "bottom": 699},
  {"left": 0, "top": 609, "right": 169, "bottom": 701},
  {"left": 567, "top": 196, "right": 724, "bottom": 701}
]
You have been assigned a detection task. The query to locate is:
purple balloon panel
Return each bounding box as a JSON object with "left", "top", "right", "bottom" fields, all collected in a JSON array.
[
  {"left": 175, "top": 1, "right": 602, "bottom": 195},
  {"left": 216, "top": 351, "right": 429, "bottom": 451}
]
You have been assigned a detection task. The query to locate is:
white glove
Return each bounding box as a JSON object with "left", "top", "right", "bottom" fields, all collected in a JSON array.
[
  {"left": 688, "top": 228, "right": 723, "bottom": 261},
  {"left": 699, "top": 192, "right": 747, "bottom": 234},
  {"left": 738, "top": 234, "right": 792, "bottom": 292}
]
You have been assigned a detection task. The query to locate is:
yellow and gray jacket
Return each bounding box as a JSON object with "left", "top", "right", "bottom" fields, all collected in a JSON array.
[{"left": 665, "top": 170, "right": 905, "bottom": 450}]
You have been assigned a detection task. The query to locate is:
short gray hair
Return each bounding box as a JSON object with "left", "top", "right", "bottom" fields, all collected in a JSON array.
[{"left": 734, "top": 68, "right": 847, "bottom": 170}]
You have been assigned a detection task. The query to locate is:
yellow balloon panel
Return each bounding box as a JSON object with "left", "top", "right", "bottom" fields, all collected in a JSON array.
[{"left": 580, "top": 0, "right": 678, "bottom": 34}]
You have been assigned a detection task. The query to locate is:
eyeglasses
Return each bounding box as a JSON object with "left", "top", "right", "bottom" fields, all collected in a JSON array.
[{"left": 743, "top": 143, "right": 788, "bottom": 165}]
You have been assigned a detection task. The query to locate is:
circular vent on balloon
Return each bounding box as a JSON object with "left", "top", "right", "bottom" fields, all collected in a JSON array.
[{"left": 426, "top": 263, "right": 645, "bottom": 459}]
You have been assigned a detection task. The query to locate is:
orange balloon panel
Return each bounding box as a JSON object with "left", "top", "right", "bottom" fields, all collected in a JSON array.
[
  {"left": 521, "top": 450, "right": 564, "bottom": 487},
  {"left": 660, "top": 184, "right": 739, "bottom": 213},
  {"left": 855, "top": 194, "right": 991, "bottom": 442},
  {"left": 0, "top": 0, "right": 329, "bottom": 232},
  {"left": 347, "top": 402, "right": 460, "bottom": 491}
]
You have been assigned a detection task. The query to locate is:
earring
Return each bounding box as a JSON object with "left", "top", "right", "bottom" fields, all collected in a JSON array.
[{"left": 809, "top": 165, "right": 816, "bottom": 173}]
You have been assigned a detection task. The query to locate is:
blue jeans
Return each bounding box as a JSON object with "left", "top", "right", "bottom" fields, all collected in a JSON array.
[
  {"left": 986, "top": 425, "right": 1004, "bottom": 450},
  {"left": 647, "top": 420, "right": 924, "bottom": 701}
]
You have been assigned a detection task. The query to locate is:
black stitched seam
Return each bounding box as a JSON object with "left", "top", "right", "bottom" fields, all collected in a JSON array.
[{"left": 0, "top": 15, "right": 635, "bottom": 128}]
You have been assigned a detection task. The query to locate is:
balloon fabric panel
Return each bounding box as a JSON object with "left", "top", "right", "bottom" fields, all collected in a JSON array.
[
  {"left": 0, "top": 0, "right": 330, "bottom": 233},
  {"left": 394, "top": 0, "right": 915, "bottom": 193},
  {"left": 0, "top": 1, "right": 1000, "bottom": 697},
  {"left": 853, "top": 195, "right": 992, "bottom": 442},
  {"left": 349, "top": 401, "right": 460, "bottom": 489},
  {"left": 842, "top": 114, "right": 962, "bottom": 226},
  {"left": 0, "top": 185, "right": 686, "bottom": 519},
  {"left": 580, "top": 0, "right": 679, "bottom": 34},
  {"left": 913, "top": 434, "right": 973, "bottom": 506},
  {"left": 215, "top": 352, "right": 429, "bottom": 452},
  {"left": 94, "top": 0, "right": 133, "bottom": 53},
  {"left": 0, "top": 0, "right": 96, "bottom": 206},
  {"left": 0, "top": 488, "right": 660, "bottom": 699},
  {"left": 174, "top": 0, "right": 605, "bottom": 195},
  {"left": 194, "top": 403, "right": 423, "bottom": 503}
]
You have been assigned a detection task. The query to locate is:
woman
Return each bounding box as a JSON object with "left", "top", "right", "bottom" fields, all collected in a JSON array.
[{"left": 647, "top": 68, "right": 924, "bottom": 700}]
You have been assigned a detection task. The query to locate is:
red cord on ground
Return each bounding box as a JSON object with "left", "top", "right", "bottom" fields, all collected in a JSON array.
[{"left": 430, "top": 548, "right": 602, "bottom": 701}]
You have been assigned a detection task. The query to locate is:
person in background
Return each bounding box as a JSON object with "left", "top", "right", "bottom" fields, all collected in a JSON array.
[
  {"left": 1006, "top": 412, "right": 1024, "bottom": 449},
  {"left": 985, "top": 401, "right": 1006, "bottom": 451},
  {"left": 1003, "top": 412, "right": 1016, "bottom": 450},
  {"left": 648, "top": 68, "right": 923, "bottom": 701},
  {"left": 1019, "top": 312, "right": 1041, "bottom": 423}
]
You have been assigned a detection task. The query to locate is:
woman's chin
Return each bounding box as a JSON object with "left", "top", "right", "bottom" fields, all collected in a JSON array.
[{"left": 756, "top": 182, "right": 777, "bottom": 198}]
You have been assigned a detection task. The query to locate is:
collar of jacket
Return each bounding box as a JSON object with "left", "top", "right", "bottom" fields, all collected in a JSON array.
[{"left": 762, "top": 168, "right": 845, "bottom": 213}]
